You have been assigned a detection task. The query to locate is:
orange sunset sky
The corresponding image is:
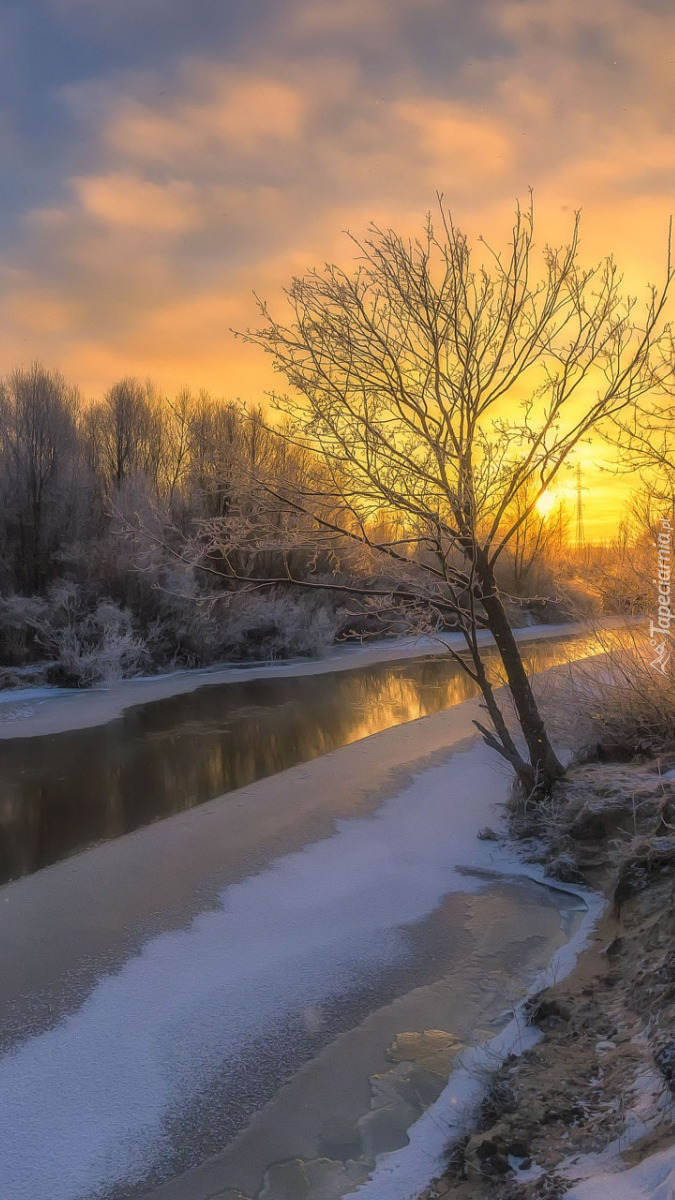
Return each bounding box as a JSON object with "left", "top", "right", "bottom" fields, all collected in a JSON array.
[{"left": 2, "top": 0, "right": 674, "bottom": 537}]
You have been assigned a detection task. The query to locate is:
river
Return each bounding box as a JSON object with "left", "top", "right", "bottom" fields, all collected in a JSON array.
[
  {"left": 0, "top": 629, "right": 606, "bottom": 1200},
  {"left": 0, "top": 630, "right": 601, "bottom": 884}
]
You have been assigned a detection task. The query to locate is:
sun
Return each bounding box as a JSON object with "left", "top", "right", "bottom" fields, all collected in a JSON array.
[{"left": 535, "top": 489, "right": 557, "bottom": 517}]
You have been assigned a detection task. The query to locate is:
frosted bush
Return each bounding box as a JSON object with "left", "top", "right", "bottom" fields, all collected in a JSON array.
[
  {"left": 50, "top": 628, "right": 148, "bottom": 686},
  {"left": 0, "top": 575, "right": 340, "bottom": 684},
  {"left": 0, "top": 594, "right": 49, "bottom": 626},
  {"left": 38, "top": 586, "right": 149, "bottom": 685},
  {"left": 146, "top": 585, "right": 341, "bottom": 666},
  {"left": 222, "top": 592, "right": 339, "bottom": 660},
  {"left": 548, "top": 630, "right": 675, "bottom": 758}
]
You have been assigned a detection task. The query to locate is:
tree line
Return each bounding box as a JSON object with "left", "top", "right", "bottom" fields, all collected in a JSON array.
[{"left": 0, "top": 366, "right": 343, "bottom": 683}]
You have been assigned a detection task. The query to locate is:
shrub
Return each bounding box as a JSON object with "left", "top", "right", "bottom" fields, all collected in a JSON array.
[
  {"left": 43, "top": 596, "right": 149, "bottom": 686},
  {"left": 547, "top": 629, "right": 675, "bottom": 760},
  {"left": 220, "top": 592, "right": 340, "bottom": 660},
  {"left": 0, "top": 582, "right": 148, "bottom": 687},
  {"left": 557, "top": 576, "right": 603, "bottom": 619}
]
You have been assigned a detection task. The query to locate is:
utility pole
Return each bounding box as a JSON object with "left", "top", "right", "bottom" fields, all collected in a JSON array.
[{"left": 575, "top": 462, "right": 585, "bottom": 552}]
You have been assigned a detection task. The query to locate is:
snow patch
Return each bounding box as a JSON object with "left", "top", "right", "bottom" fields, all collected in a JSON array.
[{"left": 566, "top": 1144, "right": 675, "bottom": 1200}]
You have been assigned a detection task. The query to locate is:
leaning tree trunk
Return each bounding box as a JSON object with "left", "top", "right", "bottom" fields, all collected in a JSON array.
[
  {"left": 469, "top": 645, "right": 535, "bottom": 790},
  {"left": 475, "top": 555, "right": 565, "bottom": 797}
]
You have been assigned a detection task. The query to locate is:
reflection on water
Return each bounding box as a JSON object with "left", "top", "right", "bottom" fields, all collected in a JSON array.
[{"left": 0, "top": 635, "right": 599, "bottom": 884}]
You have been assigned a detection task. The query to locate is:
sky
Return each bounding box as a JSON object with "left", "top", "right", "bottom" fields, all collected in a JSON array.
[{"left": 1, "top": 0, "right": 674, "bottom": 535}]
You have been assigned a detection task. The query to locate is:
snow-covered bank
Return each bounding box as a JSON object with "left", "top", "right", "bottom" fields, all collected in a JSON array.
[
  {"left": 0, "top": 621, "right": 598, "bottom": 739},
  {"left": 402, "top": 756, "right": 675, "bottom": 1200},
  {"left": 566, "top": 1144, "right": 675, "bottom": 1200}
]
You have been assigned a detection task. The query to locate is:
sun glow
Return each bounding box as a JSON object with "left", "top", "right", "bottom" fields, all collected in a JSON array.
[{"left": 535, "top": 489, "right": 557, "bottom": 517}]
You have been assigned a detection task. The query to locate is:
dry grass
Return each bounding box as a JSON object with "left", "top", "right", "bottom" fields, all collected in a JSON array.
[{"left": 541, "top": 627, "right": 675, "bottom": 761}]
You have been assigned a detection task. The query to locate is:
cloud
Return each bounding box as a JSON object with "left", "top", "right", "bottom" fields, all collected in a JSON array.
[
  {"left": 1, "top": 0, "right": 674, "bottom": 435},
  {"left": 106, "top": 69, "right": 306, "bottom": 165},
  {"left": 1, "top": 0, "right": 672, "bottom": 538},
  {"left": 394, "top": 100, "right": 513, "bottom": 186},
  {"left": 73, "top": 174, "right": 202, "bottom": 232}
]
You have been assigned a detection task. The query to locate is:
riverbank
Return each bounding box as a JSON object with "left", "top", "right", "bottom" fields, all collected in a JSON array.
[
  {"left": 0, "top": 621, "right": 605, "bottom": 739},
  {"left": 415, "top": 756, "right": 675, "bottom": 1200}
]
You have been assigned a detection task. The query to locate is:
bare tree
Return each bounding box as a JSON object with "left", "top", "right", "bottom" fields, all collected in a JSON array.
[
  {"left": 88, "top": 377, "right": 163, "bottom": 493},
  {"left": 608, "top": 395, "right": 674, "bottom": 479},
  {"left": 161, "top": 387, "right": 193, "bottom": 508},
  {"left": 229, "top": 200, "right": 674, "bottom": 797},
  {"left": 0, "top": 362, "right": 81, "bottom": 590},
  {"left": 606, "top": 391, "right": 675, "bottom": 527},
  {"left": 499, "top": 479, "right": 570, "bottom": 597}
]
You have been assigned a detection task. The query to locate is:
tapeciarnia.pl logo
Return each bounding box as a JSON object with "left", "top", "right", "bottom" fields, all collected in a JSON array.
[{"left": 649, "top": 517, "right": 672, "bottom": 676}]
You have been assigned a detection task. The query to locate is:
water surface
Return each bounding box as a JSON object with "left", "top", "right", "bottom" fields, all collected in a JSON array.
[{"left": 0, "top": 633, "right": 598, "bottom": 883}]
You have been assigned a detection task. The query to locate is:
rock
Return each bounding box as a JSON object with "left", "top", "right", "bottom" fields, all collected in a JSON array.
[
  {"left": 613, "top": 863, "right": 649, "bottom": 913},
  {"left": 568, "top": 800, "right": 631, "bottom": 842},
  {"left": 474, "top": 1140, "right": 509, "bottom": 1175},
  {"left": 487, "top": 1153, "right": 511, "bottom": 1177},
  {"left": 604, "top": 936, "right": 626, "bottom": 958},
  {"left": 539, "top": 1150, "right": 565, "bottom": 1167},
  {"left": 465, "top": 1126, "right": 513, "bottom": 1178},
  {"left": 509, "top": 1138, "right": 530, "bottom": 1158},
  {"left": 546, "top": 853, "right": 584, "bottom": 883},
  {"left": 526, "top": 992, "right": 571, "bottom": 1029}
]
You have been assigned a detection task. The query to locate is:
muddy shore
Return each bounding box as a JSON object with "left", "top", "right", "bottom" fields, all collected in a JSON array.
[{"left": 420, "top": 758, "right": 675, "bottom": 1200}]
